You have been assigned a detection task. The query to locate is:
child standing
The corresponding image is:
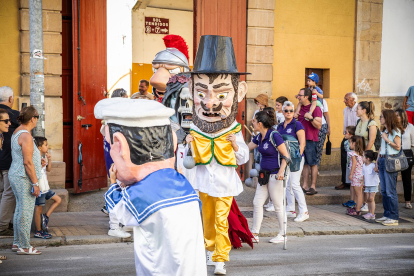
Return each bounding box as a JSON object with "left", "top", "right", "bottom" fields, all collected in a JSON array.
[
  {"left": 342, "top": 126, "right": 356, "bottom": 208},
  {"left": 33, "top": 137, "right": 61, "bottom": 239},
  {"left": 346, "top": 136, "right": 366, "bottom": 216},
  {"left": 362, "top": 150, "right": 379, "bottom": 220}
]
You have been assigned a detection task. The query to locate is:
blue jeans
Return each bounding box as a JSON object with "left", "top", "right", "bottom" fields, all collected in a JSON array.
[{"left": 378, "top": 158, "right": 399, "bottom": 220}]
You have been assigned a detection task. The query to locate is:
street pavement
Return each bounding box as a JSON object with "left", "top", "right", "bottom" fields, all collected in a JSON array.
[
  {"left": 1, "top": 233, "right": 413, "bottom": 275},
  {"left": 1, "top": 202, "right": 413, "bottom": 249}
]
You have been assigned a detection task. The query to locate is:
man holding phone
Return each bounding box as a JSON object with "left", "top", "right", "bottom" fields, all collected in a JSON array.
[{"left": 0, "top": 86, "right": 20, "bottom": 237}]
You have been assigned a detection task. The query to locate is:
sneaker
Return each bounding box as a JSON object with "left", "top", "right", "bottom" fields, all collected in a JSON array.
[
  {"left": 214, "top": 262, "right": 226, "bottom": 275},
  {"left": 342, "top": 200, "right": 355, "bottom": 208},
  {"left": 405, "top": 203, "right": 413, "bottom": 209},
  {"left": 361, "top": 203, "right": 369, "bottom": 212},
  {"left": 34, "top": 230, "right": 52, "bottom": 239},
  {"left": 375, "top": 216, "right": 388, "bottom": 222},
  {"left": 0, "top": 228, "right": 14, "bottom": 237},
  {"left": 294, "top": 212, "right": 309, "bottom": 222},
  {"left": 41, "top": 214, "right": 49, "bottom": 231},
  {"left": 382, "top": 218, "right": 399, "bottom": 226},
  {"left": 206, "top": 250, "right": 216, "bottom": 266},
  {"left": 266, "top": 204, "right": 275, "bottom": 212},
  {"left": 108, "top": 228, "right": 131, "bottom": 238},
  {"left": 286, "top": 211, "right": 297, "bottom": 218},
  {"left": 252, "top": 234, "right": 259, "bottom": 243},
  {"left": 264, "top": 201, "right": 272, "bottom": 208},
  {"left": 362, "top": 213, "right": 374, "bottom": 220},
  {"left": 269, "top": 234, "right": 286, "bottom": 244},
  {"left": 101, "top": 205, "right": 109, "bottom": 215}
]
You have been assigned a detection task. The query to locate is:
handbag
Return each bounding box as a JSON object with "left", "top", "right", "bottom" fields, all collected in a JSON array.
[
  {"left": 258, "top": 170, "right": 271, "bottom": 186},
  {"left": 385, "top": 143, "right": 409, "bottom": 173},
  {"left": 325, "top": 135, "right": 331, "bottom": 155},
  {"left": 403, "top": 149, "right": 414, "bottom": 167}
]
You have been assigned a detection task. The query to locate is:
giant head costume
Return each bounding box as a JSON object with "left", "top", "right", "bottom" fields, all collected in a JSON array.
[
  {"left": 189, "top": 35, "right": 248, "bottom": 134},
  {"left": 150, "top": 35, "right": 190, "bottom": 101},
  {"left": 94, "top": 99, "right": 177, "bottom": 185}
]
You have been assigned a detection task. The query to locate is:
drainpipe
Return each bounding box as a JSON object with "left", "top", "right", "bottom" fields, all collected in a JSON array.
[{"left": 29, "top": 0, "right": 45, "bottom": 137}]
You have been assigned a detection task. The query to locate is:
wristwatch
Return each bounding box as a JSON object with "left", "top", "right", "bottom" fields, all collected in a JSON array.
[
  {"left": 309, "top": 118, "right": 314, "bottom": 122},
  {"left": 32, "top": 182, "right": 39, "bottom": 187}
]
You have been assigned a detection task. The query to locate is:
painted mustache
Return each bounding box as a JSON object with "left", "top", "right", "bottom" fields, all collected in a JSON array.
[{"left": 200, "top": 102, "right": 225, "bottom": 119}]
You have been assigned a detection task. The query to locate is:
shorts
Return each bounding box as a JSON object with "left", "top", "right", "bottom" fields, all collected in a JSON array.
[
  {"left": 35, "top": 190, "right": 56, "bottom": 206},
  {"left": 304, "top": 140, "right": 318, "bottom": 166},
  {"left": 364, "top": 186, "right": 378, "bottom": 193}
]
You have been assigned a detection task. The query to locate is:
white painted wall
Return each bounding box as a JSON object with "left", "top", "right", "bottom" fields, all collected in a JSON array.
[
  {"left": 132, "top": 7, "right": 193, "bottom": 65},
  {"left": 380, "top": 0, "right": 414, "bottom": 96},
  {"left": 107, "top": 0, "right": 135, "bottom": 96}
]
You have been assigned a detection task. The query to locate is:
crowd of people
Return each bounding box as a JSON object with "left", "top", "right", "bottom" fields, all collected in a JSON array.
[
  {"left": 1, "top": 77, "right": 413, "bottom": 262},
  {"left": 248, "top": 76, "right": 413, "bottom": 240},
  {"left": 0, "top": 86, "right": 61, "bottom": 259}
]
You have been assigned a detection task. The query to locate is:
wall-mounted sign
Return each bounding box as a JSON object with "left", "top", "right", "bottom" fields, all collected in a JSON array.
[{"left": 145, "top": 17, "right": 169, "bottom": 34}]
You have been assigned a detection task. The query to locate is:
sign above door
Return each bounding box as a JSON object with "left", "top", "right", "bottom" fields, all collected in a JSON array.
[{"left": 145, "top": 17, "right": 169, "bottom": 34}]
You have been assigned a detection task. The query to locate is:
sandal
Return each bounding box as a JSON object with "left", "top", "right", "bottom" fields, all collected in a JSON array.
[
  {"left": 347, "top": 209, "right": 361, "bottom": 216},
  {"left": 16, "top": 247, "right": 42, "bottom": 255},
  {"left": 302, "top": 187, "right": 308, "bottom": 193},
  {"left": 306, "top": 188, "right": 318, "bottom": 195},
  {"left": 0, "top": 255, "right": 6, "bottom": 260}
]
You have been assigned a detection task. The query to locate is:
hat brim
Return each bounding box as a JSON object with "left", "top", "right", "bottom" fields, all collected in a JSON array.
[{"left": 188, "top": 70, "right": 250, "bottom": 75}]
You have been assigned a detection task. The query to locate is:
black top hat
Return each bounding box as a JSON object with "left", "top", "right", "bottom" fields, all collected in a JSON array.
[{"left": 190, "top": 35, "right": 249, "bottom": 75}]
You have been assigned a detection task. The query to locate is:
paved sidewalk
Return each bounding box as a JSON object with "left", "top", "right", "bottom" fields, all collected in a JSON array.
[
  {"left": 1, "top": 203, "right": 413, "bottom": 249},
  {"left": 242, "top": 203, "right": 414, "bottom": 237}
]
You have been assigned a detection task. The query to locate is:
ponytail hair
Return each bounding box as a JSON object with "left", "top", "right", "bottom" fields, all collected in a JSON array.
[
  {"left": 350, "top": 135, "right": 366, "bottom": 156},
  {"left": 364, "top": 150, "right": 378, "bottom": 162},
  {"left": 358, "top": 101, "right": 375, "bottom": 120},
  {"left": 17, "top": 106, "right": 37, "bottom": 125},
  {"left": 255, "top": 107, "right": 276, "bottom": 129}
]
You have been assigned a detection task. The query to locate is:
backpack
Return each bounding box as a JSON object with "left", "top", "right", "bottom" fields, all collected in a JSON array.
[
  {"left": 259, "top": 121, "right": 301, "bottom": 172},
  {"left": 356, "top": 119, "right": 381, "bottom": 151}
]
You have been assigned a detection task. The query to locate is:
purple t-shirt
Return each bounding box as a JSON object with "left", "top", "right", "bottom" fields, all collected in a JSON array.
[
  {"left": 253, "top": 128, "right": 284, "bottom": 173},
  {"left": 277, "top": 118, "right": 305, "bottom": 156},
  {"left": 276, "top": 118, "right": 305, "bottom": 140},
  {"left": 298, "top": 104, "right": 322, "bottom": 142}
]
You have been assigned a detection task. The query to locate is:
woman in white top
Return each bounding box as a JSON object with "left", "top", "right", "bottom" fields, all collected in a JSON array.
[
  {"left": 374, "top": 109, "right": 403, "bottom": 226},
  {"left": 395, "top": 109, "right": 414, "bottom": 209}
]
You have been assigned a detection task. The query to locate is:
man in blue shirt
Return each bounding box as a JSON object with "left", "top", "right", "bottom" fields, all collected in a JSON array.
[{"left": 404, "top": 86, "right": 414, "bottom": 124}]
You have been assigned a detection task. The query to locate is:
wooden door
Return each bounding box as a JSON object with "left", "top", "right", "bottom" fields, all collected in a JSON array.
[
  {"left": 194, "top": 0, "right": 247, "bottom": 179},
  {"left": 72, "top": 0, "right": 107, "bottom": 193}
]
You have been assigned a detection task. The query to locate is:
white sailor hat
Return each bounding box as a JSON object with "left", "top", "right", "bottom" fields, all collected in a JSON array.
[{"left": 94, "top": 98, "right": 175, "bottom": 127}]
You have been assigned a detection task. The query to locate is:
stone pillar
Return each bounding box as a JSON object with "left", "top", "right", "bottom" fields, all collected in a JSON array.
[
  {"left": 246, "top": 0, "right": 275, "bottom": 137},
  {"left": 19, "top": 0, "right": 66, "bottom": 190},
  {"left": 354, "top": 0, "right": 385, "bottom": 117}
]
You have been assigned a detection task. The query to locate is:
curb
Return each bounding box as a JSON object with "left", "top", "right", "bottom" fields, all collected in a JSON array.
[
  {"left": 0, "top": 235, "right": 133, "bottom": 249},
  {"left": 258, "top": 224, "right": 414, "bottom": 237},
  {"left": 1, "top": 225, "right": 413, "bottom": 249}
]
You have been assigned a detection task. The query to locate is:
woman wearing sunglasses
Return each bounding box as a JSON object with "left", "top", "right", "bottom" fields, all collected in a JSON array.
[
  {"left": 0, "top": 108, "right": 11, "bottom": 150},
  {"left": 276, "top": 101, "right": 309, "bottom": 222},
  {"left": 9, "top": 106, "right": 43, "bottom": 255}
]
